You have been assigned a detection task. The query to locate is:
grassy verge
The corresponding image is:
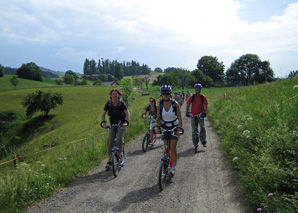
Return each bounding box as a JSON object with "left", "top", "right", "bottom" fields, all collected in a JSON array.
[
  {"left": 0, "top": 85, "right": 160, "bottom": 212},
  {"left": 206, "top": 78, "right": 298, "bottom": 212}
]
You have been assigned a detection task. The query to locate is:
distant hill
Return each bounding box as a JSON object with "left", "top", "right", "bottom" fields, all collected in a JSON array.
[
  {"left": 4, "top": 66, "right": 65, "bottom": 78},
  {"left": 39, "top": 66, "right": 65, "bottom": 77}
]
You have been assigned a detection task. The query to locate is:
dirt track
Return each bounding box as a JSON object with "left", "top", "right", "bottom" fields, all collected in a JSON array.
[{"left": 27, "top": 107, "right": 251, "bottom": 213}]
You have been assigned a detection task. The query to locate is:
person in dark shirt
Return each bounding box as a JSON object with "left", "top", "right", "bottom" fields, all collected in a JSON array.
[{"left": 101, "top": 89, "right": 130, "bottom": 171}]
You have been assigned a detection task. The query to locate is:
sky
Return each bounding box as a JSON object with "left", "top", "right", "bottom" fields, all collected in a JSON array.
[{"left": 0, "top": 0, "right": 298, "bottom": 78}]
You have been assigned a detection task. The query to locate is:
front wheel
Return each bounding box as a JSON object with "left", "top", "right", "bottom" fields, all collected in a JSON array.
[
  {"left": 111, "top": 152, "right": 120, "bottom": 177},
  {"left": 158, "top": 160, "right": 168, "bottom": 191},
  {"left": 142, "top": 134, "right": 149, "bottom": 152}
]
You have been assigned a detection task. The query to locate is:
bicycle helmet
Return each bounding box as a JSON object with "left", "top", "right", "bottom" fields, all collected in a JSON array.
[
  {"left": 160, "top": 85, "right": 172, "bottom": 95},
  {"left": 194, "top": 83, "right": 203, "bottom": 89}
]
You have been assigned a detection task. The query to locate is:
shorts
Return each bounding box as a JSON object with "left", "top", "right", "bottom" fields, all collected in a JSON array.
[{"left": 161, "top": 126, "right": 179, "bottom": 141}]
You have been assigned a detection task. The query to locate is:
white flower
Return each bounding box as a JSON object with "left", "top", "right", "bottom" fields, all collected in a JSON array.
[
  {"left": 243, "top": 130, "right": 251, "bottom": 136},
  {"left": 233, "top": 157, "right": 239, "bottom": 161},
  {"left": 247, "top": 117, "right": 253, "bottom": 121},
  {"left": 293, "top": 85, "right": 298, "bottom": 89},
  {"left": 237, "top": 125, "right": 242, "bottom": 129}
]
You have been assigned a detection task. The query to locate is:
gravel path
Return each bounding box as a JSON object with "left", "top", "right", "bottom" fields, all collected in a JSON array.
[{"left": 27, "top": 107, "right": 250, "bottom": 213}]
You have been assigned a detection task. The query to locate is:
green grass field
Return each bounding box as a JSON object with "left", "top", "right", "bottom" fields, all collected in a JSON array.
[
  {"left": 0, "top": 75, "right": 59, "bottom": 92},
  {"left": 0, "top": 76, "right": 298, "bottom": 212}
]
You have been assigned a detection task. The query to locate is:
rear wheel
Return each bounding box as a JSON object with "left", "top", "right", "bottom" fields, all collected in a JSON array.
[
  {"left": 142, "top": 134, "right": 149, "bottom": 152},
  {"left": 158, "top": 160, "right": 168, "bottom": 191},
  {"left": 111, "top": 152, "right": 119, "bottom": 177}
]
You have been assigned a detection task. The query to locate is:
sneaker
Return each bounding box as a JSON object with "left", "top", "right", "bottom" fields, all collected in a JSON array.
[
  {"left": 202, "top": 141, "right": 207, "bottom": 147},
  {"left": 105, "top": 161, "right": 111, "bottom": 171},
  {"left": 169, "top": 166, "right": 176, "bottom": 177}
]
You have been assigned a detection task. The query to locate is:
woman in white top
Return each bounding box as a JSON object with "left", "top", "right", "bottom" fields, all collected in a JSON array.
[{"left": 156, "top": 85, "right": 183, "bottom": 176}]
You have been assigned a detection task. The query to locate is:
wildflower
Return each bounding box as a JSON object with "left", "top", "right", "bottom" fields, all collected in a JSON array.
[
  {"left": 233, "top": 157, "right": 239, "bottom": 161},
  {"left": 237, "top": 125, "right": 242, "bottom": 129},
  {"left": 59, "top": 158, "right": 63, "bottom": 161},
  {"left": 36, "top": 161, "right": 42, "bottom": 164},
  {"left": 242, "top": 130, "right": 250, "bottom": 136},
  {"left": 247, "top": 117, "right": 253, "bottom": 121},
  {"left": 257, "top": 208, "right": 262, "bottom": 211},
  {"left": 64, "top": 157, "right": 67, "bottom": 160},
  {"left": 268, "top": 193, "right": 274, "bottom": 197},
  {"left": 293, "top": 85, "right": 298, "bottom": 89},
  {"left": 41, "top": 164, "right": 45, "bottom": 167}
]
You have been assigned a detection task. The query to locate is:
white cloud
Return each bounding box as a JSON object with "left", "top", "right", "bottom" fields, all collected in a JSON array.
[{"left": 0, "top": 0, "right": 298, "bottom": 76}]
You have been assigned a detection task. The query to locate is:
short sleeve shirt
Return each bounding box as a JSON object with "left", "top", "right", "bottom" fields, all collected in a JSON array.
[
  {"left": 104, "top": 100, "right": 128, "bottom": 124},
  {"left": 186, "top": 94, "right": 208, "bottom": 115}
]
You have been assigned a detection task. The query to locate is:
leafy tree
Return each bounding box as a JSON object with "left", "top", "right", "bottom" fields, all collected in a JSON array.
[
  {"left": 107, "top": 74, "right": 114, "bottom": 81},
  {"left": 0, "top": 64, "right": 4, "bottom": 77},
  {"left": 152, "top": 74, "right": 172, "bottom": 86},
  {"left": 191, "top": 69, "right": 213, "bottom": 88},
  {"left": 164, "top": 67, "right": 175, "bottom": 73},
  {"left": 10, "top": 76, "right": 19, "bottom": 89},
  {"left": 142, "top": 75, "right": 151, "bottom": 90},
  {"left": 132, "top": 75, "right": 143, "bottom": 88},
  {"left": 55, "top": 79, "right": 63, "bottom": 85},
  {"left": 120, "top": 79, "right": 134, "bottom": 106},
  {"left": 115, "top": 63, "right": 124, "bottom": 80},
  {"left": 65, "top": 70, "right": 78, "bottom": 81},
  {"left": 154, "top": 67, "right": 163, "bottom": 73},
  {"left": 98, "top": 74, "right": 108, "bottom": 82},
  {"left": 168, "top": 69, "right": 193, "bottom": 90},
  {"left": 226, "top": 54, "right": 274, "bottom": 86},
  {"left": 23, "top": 90, "right": 63, "bottom": 118},
  {"left": 16, "top": 62, "right": 42, "bottom": 81},
  {"left": 197, "top": 56, "right": 225, "bottom": 85},
  {"left": 81, "top": 78, "right": 87, "bottom": 85},
  {"left": 64, "top": 74, "right": 75, "bottom": 85}
]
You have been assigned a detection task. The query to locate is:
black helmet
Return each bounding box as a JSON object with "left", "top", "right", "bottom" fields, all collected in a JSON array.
[
  {"left": 194, "top": 83, "right": 203, "bottom": 89},
  {"left": 160, "top": 85, "right": 172, "bottom": 95}
]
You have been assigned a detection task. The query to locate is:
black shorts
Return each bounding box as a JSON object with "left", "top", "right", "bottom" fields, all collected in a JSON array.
[{"left": 161, "top": 126, "right": 179, "bottom": 141}]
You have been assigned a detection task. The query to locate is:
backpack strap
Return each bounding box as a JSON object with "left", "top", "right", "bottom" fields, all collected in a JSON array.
[
  {"left": 160, "top": 100, "right": 178, "bottom": 127},
  {"left": 191, "top": 94, "right": 204, "bottom": 108}
]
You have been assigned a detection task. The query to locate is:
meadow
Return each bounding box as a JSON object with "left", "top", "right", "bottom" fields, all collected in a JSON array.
[{"left": 0, "top": 76, "right": 298, "bottom": 212}]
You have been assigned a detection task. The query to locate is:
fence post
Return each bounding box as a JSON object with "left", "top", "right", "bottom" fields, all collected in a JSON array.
[{"left": 12, "top": 152, "right": 17, "bottom": 169}]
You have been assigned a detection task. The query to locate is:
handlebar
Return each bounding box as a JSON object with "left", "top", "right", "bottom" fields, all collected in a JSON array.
[
  {"left": 152, "top": 125, "right": 184, "bottom": 136},
  {"left": 100, "top": 120, "right": 130, "bottom": 129}
]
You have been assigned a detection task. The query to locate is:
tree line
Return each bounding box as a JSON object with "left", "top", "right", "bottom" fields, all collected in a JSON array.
[
  {"left": 153, "top": 53, "right": 279, "bottom": 88},
  {"left": 83, "top": 58, "right": 151, "bottom": 77}
]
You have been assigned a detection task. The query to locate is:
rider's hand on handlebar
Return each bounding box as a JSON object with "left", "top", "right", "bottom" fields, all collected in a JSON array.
[
  {"left": 102, "top": 122, "right": 109, "bottom": 129},
  {"left": 186, "top": 112, "right": 191, "bottom": 117},
  {"left": 176, "top": 130, "right": 183, "bottom": 136}
]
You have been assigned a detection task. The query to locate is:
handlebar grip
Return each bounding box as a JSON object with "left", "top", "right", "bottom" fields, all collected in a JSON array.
[
  {"left": 121, "top": 120, "right": 129, "bottom": 127},
  {"left": 100, "top": 121, "right": 109, "bottom": 128},
  {"left": 152, "top": 125, "right": 160, "bottom": 133},
  {"left": 175, "top": 126, "right": 184, "bottom": 135}
]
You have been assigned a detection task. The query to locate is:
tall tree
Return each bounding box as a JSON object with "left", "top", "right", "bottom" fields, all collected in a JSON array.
[
  {"left": 197, "top": 56, "right": 224, "bottom": 85},
  {"left": 83, "top": 58, "right": 91, "bottom": 75},
  {"left": 90, "top": 59, "right": 96, "bottom": 74},
  {"left": 114, "top": 63, "right": 124, "bottom": 80},
  {"left": 226, "top": 54, "right": 274, "bottom": 86}
]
